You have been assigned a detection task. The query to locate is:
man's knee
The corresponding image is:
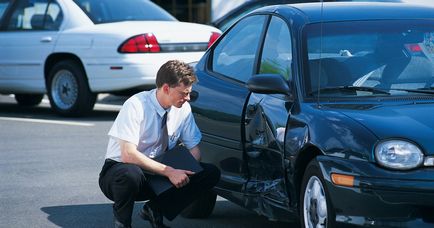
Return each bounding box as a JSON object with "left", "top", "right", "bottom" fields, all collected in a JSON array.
[
  {"left": 111, "top": 164, "right": 145, "bottom": 193},
  {"left": 199, "top": 163, "right": 221, "bottom": 187}
]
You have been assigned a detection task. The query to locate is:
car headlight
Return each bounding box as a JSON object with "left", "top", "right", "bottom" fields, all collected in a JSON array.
[{"left": 374, "top": 140, "right": 424, "bottom": 170}]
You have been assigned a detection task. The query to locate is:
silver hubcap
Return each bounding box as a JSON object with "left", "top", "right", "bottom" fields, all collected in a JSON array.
[
  {"left": 51, "top": 70, "right": 78, "bottom": 110},
  {"left": 303, "top": 176, "right": 328, "bottom": 228}
]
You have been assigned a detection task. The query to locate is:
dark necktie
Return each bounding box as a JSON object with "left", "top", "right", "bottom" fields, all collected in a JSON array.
[{"left": 160, "top": 111, "right": 168, "bottom": 153}]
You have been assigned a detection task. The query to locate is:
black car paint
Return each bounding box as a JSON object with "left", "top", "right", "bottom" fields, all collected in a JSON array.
[{"left": 192, "top": 59, "right": 250, "bottom": 194}]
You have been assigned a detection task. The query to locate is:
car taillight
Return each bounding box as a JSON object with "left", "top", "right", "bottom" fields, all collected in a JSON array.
[
  {"left": 405, "top": 43, "right": 422, "bottom": 52},
  {"left": 207, "top": 32, "right": 220, "bottom": 48},
  {"left": 404, "top": 43, "right": 427, "bottom": 57},
  {"left": 118, "top": 33, "right": 161, "bottom": 53}
]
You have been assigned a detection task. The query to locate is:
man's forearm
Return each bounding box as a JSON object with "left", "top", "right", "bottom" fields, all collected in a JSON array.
[
  {"left": 120, "top": 140, "right": 173, "bottom": 176},
  {"left": 120, "top": 140, "right": 193, "bottom": 187},
  {"left": 189, "top": 145, "right": 201, "bottom": 161}
]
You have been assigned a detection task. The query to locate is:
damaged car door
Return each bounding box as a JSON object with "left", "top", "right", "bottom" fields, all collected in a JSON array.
[
  {"left": 191, "top": 15, "right": 268, "bottom": 202},
  {"left": 243, "top": 15, "right": 295, "bottom": 219}
]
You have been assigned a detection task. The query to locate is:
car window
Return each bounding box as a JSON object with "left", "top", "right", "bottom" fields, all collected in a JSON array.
[
  {"left": 304, "top": 20, "right": 434, "bottom": 98},
  {"left": 6, "top": 0, "right": 62, "bottom": 30},
  {"left": 259, "top": 16, "right": 292, "bottom": 80},
  {"left": 212, "top": 15, "right": 266, "bottom": 83},
  {"left": 73, "top": 0, "right": 176, "bottom": 24}
]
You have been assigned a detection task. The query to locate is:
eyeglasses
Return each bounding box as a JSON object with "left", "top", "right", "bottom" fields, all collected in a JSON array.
[{"left": 171, "top": 87, "right": 191, "bottom": 98}]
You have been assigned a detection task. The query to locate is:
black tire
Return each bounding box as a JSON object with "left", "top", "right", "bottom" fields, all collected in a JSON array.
[
  {"left": 180, "top": 190, "right": 217, "bottom": 218},
  {"left": 300, "top": 159, "right": 335, "bottom": 228},
  {"left": 47, "top": 60, "right": 97, "bottom": 116},
  {"left": 14, "top": 94, "right": 43, "bottom": 106}
]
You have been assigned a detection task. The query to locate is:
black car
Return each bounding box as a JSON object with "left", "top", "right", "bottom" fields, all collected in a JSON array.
[
  {"left": 211, "top": 0, "right": 403, "bottom": 31},
  {"left": 182, "top": 2, "right": 434, "bottom": 227}
]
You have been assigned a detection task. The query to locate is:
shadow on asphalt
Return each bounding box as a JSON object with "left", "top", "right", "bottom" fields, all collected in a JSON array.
[
  {"left": 41, "top": 203, "right": 115, "bottom": 228},
  {"left": 41, "top": 201, "right": 295, "bottom": 228}
]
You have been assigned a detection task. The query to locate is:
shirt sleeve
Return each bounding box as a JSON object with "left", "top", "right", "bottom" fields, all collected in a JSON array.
[
  {"left": 108, "top": 96, "right": 143, "bottom": 146},
  {"left": 180, "top": 105, "right": 202, "bottom": 149}
]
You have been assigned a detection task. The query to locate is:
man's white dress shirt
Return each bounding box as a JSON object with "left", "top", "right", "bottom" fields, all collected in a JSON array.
[{"left": 105, "top": 89, "right": 201, "bottom": 162}]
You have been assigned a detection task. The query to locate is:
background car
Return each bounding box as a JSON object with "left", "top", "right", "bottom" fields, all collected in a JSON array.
[
  {"left": 0, "top": 0, "right": 220, "bottom": 116},
  {"left": 184, "top": 2, "right": 434, "bottom": 227},
  {"left": 212, "top": 0, "right": 402, "bottom": 31}
]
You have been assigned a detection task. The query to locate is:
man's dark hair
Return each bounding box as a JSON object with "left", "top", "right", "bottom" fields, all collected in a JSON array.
[{"left": 156, "top": 60, "right": 197, "bottom": 88}]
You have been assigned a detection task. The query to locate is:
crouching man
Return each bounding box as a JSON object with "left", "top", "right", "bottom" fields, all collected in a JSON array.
[{"left": 99, "top": 60, "right": 220, "bottom": 228}]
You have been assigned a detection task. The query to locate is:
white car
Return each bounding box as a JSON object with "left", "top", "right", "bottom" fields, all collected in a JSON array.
[{"left": 0, "top": 0, "right": 221, "bottom": 116}]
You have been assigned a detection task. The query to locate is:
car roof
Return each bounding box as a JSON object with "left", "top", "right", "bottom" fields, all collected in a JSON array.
[
  {"left": 212, "top": 0, "right": 403, "bottom": 24},
  {"left": 211, "top": 0, "right": 308, "bottom": 26},
  {"left": 257, "top": 2, "right": 434, "bottom": 23}
]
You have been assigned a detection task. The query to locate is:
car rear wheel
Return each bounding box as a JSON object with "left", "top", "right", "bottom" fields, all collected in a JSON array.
[
  {"left": 47, "top": 60, "right": 96, "bottom": 116},
  {"left": 300, "top": 159, "right": 335, "bottom": 228},
  {"left": 180, "top": 190, "right": 217, "bottom": 218},
  {"left": 14, "top": 94, "right": 43, "bottom": 106}
]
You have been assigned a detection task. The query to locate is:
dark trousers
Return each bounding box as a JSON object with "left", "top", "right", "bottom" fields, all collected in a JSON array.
[{"left": 98, "top": 150, "right": 220, "bottom": 226}]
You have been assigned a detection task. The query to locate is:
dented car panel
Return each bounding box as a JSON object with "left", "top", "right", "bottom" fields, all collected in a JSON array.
[
  {"left": 190, "top": 2, "right": 434, "bottom": 227},
  {"left": 244, "top": 93, "right": 293, "bottom": 219}
]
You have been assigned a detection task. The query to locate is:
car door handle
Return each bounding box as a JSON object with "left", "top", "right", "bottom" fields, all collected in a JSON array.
[{"left": 40, "top": 36, "right": 53, "bottom": 43}]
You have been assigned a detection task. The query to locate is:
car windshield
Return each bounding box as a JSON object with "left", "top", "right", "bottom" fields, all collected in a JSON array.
[
  {"left": 304, "top": 20, "right": 434, "bottom": 99},
  {"left": 73, "top": 0, "right": 176, "bottom": 24}
]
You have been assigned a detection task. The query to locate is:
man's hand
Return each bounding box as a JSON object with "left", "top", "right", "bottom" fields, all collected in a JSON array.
[
  {"left": 120, "top": 140, "right": 199, "bottom": 188},
  {"left": 165, "top": 167, "right": 195, "bottom": 188}
]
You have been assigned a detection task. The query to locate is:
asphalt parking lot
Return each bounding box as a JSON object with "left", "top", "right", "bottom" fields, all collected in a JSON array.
[{"left": 0, "top": 94, "right": 294, "bottom": 228}]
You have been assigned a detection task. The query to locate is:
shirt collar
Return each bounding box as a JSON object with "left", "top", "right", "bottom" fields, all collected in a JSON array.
[{"left": 150, "top": 89, "right": 171, "bottom": 118}]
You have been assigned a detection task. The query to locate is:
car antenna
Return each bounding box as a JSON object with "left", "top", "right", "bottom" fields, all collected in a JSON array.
[{"left": 316, "top": 0, "right": 324, "bottom": 108}]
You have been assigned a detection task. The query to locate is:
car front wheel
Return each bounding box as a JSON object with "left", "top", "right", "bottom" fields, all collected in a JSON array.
[
  {"left": 300, "top": 159, "right": 335, "bottom": 228},
  {"left": 47, "top": 60, "right": 96, "bottom": 116}
]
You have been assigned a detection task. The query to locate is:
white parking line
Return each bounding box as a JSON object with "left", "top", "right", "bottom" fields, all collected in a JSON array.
[
  {"left": 94, "top": 103, "right": 122, "bottom": 110},
  {"left": 0, "top": 116, "right": 94, "bottom": 127}
]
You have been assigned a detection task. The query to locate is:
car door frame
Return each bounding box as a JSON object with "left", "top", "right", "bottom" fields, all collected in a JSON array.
[
  {"left": 241, "top": 13, "right": 299, "bottom": 219},
  {"left": 191, "top": 13, "right": 271, "bottom": 204},
  {"left": 0, "top": 0, "right": 62, "bottom": 94}
]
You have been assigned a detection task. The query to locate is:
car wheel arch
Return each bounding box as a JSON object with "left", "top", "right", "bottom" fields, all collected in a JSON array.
[
  {"left": 292, "top": 145, "right": 322, "bottom": 208},
  {"left": 44, "top": 53, "right": 87, "bottom": 85}
]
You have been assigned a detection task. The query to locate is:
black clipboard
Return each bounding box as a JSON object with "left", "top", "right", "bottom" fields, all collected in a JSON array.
[{"left": 147, "top": 146, "right": 203, "bottom": 195}]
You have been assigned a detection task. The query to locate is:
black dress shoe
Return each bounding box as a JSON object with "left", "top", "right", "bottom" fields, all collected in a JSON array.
[
  {"left": 114, "top": 218, "right": 131, "bottom": 228},
  {"left": 139, "top": 202, "right": 170, "bottom": 228}
]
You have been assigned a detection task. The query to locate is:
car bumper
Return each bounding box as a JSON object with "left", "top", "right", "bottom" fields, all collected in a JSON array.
[
  {"left": 84, "top": 52, "right": 205, "bottom": 92},
  {"left": 317, "top": 156, "right": 434, "bottom": 227}
]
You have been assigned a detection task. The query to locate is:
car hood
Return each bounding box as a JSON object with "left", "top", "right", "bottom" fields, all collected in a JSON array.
[
  {"left": 86, "top": 21, "right": 220, "bottom": 43},
  {"left": 326, "top": 102, "right": 434, "bottom": 155}
]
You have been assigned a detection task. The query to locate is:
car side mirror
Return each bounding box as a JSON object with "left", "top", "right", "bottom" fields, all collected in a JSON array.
[{"left": 246, "top": 74, "right": 291, "bottom": 96}]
